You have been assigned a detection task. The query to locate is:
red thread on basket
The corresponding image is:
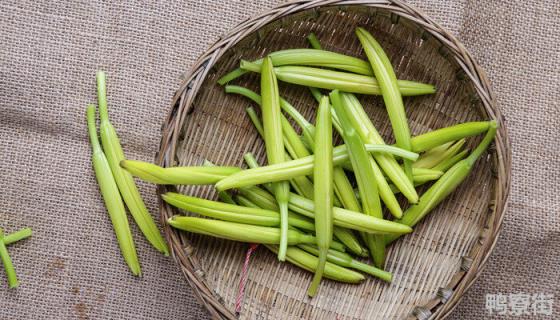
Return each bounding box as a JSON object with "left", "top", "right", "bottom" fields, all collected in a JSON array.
[{"left": 235, "top": 243, "right": 259, "bottom": 314}]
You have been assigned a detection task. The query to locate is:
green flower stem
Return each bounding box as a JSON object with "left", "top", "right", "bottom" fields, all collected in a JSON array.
[
  {"left": 120, "top": 160, "right": 240, "bottom": 185},
  {"left": 356, "top": 28, "right": 414, "bottom": 184},
  {"left": 87, "top": 105, "right": 141, "bottom": 276},
  {"left": 265, "top": 245, "right": 365, "bottom": 283},
  {"left": 275, "top": 100, "right": 315, "bottom": 145},
  {"left": 245, "top": 107, "right": 297, "bottom": 182},
  {"left": 242, "top": 152, "right": 273, "bottom": 191},
  {"left": 0, "top": 228, "right": 19, "bottom": 288},
  {"left": 306, "top": 33, "right": 323, "bottom": 50},
  {"left": 298, "top": 244, "right": 391, "bottom": 282},
  {"left": 227, "top": 86, "right": 315, "bottom": 146},
  {"left": 240, "top": 61, "right": 435, "bottom": 97},
  {"left": 386, "top": 121, "right": 497, "bottom": 244},
  {"left": 2, "top": 228, "right": 32, "bottom": 246},
  {"left": 216, "top": 67, "right": 247, "bottom": 86},
  {"left": 261, "top": 57, "right": 290, "bottom": 261},
  {"left": 463, "top": 121, "right": 498, "bottom": 165},
  {"left": 307, "top": 96, "right": 334, "bottom": 296},
  {"left": 245, "top": 106, "right": 265, "bottom": 136},
  {"left": 327, "top": 241, "right": 345, "bottom": 252},
  {"left": 309, "top": 86, "right": 323, "bottom": 101},
  {"left": 281, "top": 112, "right": 312, "bottom": 159},
  {"left": 96, "top": 71, "right": 169, "bottom": 256},
  {"left": 330, "top": 90, "right": 385, "bottom": 268}
]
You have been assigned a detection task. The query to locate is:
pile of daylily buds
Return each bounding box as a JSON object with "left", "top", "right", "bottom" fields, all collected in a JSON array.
[{"left": 89, "top": 28, "right": 497, "bottom": 297}]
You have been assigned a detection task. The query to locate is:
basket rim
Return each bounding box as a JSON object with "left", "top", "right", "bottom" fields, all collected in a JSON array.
[{"left": 155, "top": 1, "right": 512, "bottom": 319}]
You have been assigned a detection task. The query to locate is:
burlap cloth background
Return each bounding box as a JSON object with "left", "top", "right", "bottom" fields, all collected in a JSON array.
[{"left": 0, "top": 0, "right": 558, "bottom": 319}]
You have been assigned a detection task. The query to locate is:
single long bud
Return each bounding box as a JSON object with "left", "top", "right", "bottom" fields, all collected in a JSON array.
[
  {"left": 331, "top": 90, "right": 385, "bottom": 268},
  {"left": 261, "top": 56, "right": 291, "bottom": 261},
  {"left": 307, "top": 96, "right": 334, "bottom": 296},
  {"left": 356, "top": 27, "right": 414, "bottom": 184},
  {"left": 217, "top": 48, "right": 373, "bottom": 85},
  {"left": 215, "top": 144, "right": 417, "bottom": 191},
  {"left": 162, "top": 193, "right": 315, "bottom": 232},
  {"left": 120, "top": 160, "right": 240, "bottom": 185},
  {"left": 298, "top": 244, "right": 392, "bottom": 282},
  {"left": 240, "top": 62, "right": 435, "bottom": 96},
  {"left": 410, "top": 121, "right": 491, "bottom": 153},
  {"left": 235, "top": 187, "right": 412, "bottom": 235},
  {"left": 168, "top": 217, "right": 344, "bottom": 250},
  {"left": 265, "top": 245, "right": 365, "bottom": 284}
]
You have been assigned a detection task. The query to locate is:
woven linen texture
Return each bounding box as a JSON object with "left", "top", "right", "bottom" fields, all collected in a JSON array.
[{"left": 0, "top": 0, "right": 558, "bottom": 319}]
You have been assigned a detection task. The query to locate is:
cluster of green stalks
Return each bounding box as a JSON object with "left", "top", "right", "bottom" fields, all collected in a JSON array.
[{"left": 111, "top": 30, "right": 497, "bottom": 297}]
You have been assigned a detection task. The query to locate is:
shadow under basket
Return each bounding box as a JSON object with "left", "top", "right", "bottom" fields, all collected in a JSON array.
[{"left": 156, "top": 1, "right": 511, "bottom": 319}]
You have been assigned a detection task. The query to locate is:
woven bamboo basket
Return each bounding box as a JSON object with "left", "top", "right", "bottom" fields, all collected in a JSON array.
[{"left": 156, "top": 1, "right": 511, "bottom": 319}]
